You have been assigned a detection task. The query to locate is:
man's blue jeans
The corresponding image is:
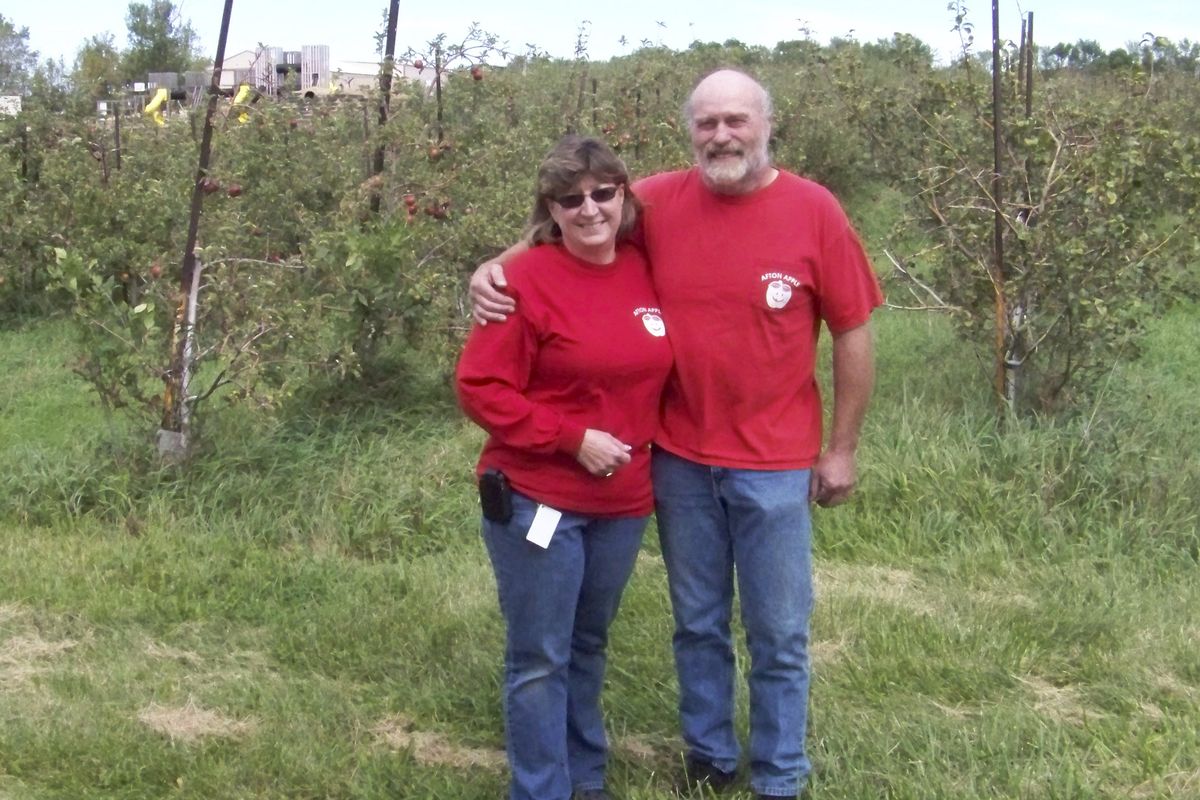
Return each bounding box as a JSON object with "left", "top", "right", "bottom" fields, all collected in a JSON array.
[
  {"left": 482, "top": 490, "right": 647, "bottom": 800},
  {"left": 653, "top": 448, "right": 814, "bottom": 798}
]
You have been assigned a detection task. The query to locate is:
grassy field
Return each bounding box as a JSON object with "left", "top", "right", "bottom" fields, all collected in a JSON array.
[{"left": 1, "top": 302, "right": 1198, "bottom": 799}]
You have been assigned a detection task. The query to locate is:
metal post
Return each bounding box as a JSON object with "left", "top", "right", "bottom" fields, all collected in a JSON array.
[
  {"left": 113, "top": 100, "right": 122, "bottom": 170},
  {"left": 371, "top": 0, "right": 400, "bottom": 213},
  {"left": 1018, "top": 18, "right": 1027, "bottom": 90},
  {"left": 1024, "top": 13, "right": 1035, "bottom": 118},
  {"left": 158, "top": 0, "right": 235, "bottom": 458},
  {"left": 435, "top": 46, "right": 444, "bottom": 144}
]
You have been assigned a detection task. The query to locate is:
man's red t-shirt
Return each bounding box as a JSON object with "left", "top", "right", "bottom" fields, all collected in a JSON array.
[
  {"left": 633, "top": 168, "right": 883, "bottom": 470},
  {"left": 456, "top": 242, "right": 673, "bottom": 516}
]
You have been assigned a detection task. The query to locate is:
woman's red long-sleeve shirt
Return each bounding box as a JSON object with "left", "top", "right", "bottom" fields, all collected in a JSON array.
[{"left": 456, "top": 242, "right": 673, "bottom": 517}]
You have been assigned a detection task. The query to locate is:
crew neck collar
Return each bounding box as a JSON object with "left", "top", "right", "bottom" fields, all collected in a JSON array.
[
  {"left": 696, "top": 167, "right": 781, "bottom": 204},
  {"left": 552, "top": 242, "right": 623, "bottom": 276}
]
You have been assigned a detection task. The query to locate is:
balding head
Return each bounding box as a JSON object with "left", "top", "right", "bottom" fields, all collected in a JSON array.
[
  {"left": 685, "top": 69, "right": 774, "bottom": 127},
  {"left": 684, "top": 69, "right": 776, "bottom": 194}
]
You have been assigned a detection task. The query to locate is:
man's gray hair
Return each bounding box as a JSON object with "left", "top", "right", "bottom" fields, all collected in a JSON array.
[{"left": 681, "top": 68, "right": 774, "bottom": 128}]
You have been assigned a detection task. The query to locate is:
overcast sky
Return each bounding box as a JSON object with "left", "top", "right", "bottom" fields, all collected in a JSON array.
[{"left": 13, "top": 0, "right": 1199, "bottom": 68}]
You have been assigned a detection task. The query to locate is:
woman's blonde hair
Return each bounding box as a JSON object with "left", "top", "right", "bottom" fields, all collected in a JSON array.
[{"left": 524, "top": 135, "right": 642, "bottom": 246}]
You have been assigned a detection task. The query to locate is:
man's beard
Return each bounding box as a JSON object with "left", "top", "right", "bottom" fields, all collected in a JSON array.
[{"left": 699, "top": 144, "right": 769, "bottom": 192}]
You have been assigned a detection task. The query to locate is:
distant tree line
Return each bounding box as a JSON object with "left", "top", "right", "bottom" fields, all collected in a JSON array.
[
  {"left": 1040, "top": 35, "right": 1199, "bottom": 74},
  {"left": 0, "top": 2, "right": 202, "bottom": 111}
]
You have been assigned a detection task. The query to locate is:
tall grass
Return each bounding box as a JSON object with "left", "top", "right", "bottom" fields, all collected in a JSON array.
[{"left": 2, "top": 303, "right": 1198, "bottom": 798}]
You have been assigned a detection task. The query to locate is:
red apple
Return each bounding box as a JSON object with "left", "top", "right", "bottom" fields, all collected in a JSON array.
[
  {"left": 227, "top": 183, "right": 243, "bottom": 197},
  {"left": 470, "top": 65, "right": 483, "bottom": 81},
  {"left": 413, "top": 58, "right": 425, "bottom": 71},
  {"left": 149, "top": 263, "right": 163, "bottom": 279}
]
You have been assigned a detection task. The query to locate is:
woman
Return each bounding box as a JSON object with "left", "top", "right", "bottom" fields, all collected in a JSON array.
[{"left": 456, "top": 136, "right": 672, "bottom": 800}]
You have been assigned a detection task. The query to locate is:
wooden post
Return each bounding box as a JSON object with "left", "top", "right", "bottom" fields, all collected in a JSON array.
[
  {"left": 991, "top": 0, "right": 1009, "bottom": 409},
  {"left": 634, "top": 89, "right": 642, "bottom": 160},
  {"left": 362, "top": 99, "right": 372, "bottom": 179}
]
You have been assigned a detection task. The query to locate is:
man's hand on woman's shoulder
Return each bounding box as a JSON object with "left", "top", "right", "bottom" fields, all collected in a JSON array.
[{"left": 470, "top": 261, "right": 515, "bottom": 324}]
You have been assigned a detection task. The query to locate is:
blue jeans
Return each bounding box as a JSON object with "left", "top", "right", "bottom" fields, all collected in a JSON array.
[
  {"left": 482, "top": 490, "right": 647, "bottom": 800},
  {"left": 653, "top": 448, "right": 814, "bottom": 798}
]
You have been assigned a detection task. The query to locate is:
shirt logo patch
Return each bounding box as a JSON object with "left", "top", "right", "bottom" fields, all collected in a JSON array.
[
  {"left": 633, "top": 307, "right": 666, "bottom": 337},
  {"left": 760, "top": 272, "right": 801, "bottom": 310},
  {"left": 766, "top": 280, "right": 792, "bottom": 309}
]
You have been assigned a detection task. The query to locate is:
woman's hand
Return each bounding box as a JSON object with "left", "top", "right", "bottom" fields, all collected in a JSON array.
[{"left": 576, "top": 429, "right": 633, "bottom": 477}]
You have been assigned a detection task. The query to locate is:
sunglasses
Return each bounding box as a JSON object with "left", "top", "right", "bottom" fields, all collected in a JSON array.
[{"left": 553, "top": 185, "right": 620, "bottom": 209}]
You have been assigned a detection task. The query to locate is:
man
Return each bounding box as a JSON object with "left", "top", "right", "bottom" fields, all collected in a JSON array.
[{"left": 471, "top": 69, "right": 882, "bottom": 799}]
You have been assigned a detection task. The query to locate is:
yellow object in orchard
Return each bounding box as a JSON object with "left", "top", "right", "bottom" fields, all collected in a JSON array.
[
  {"left": 144, "top": 88, "right": 168, "bottom": 126},
  {"left": 232, "top": 83, "right": 253, "bottom": 123}
]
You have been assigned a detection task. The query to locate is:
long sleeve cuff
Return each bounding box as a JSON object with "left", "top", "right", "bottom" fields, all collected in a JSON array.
[{"left": 556, "top": 420, "right": 587, "bottom": 456}]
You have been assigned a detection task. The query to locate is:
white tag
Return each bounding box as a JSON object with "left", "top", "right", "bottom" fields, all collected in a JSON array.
[{"left": 525, "top": 504, "right": 562, "bottom": 549}]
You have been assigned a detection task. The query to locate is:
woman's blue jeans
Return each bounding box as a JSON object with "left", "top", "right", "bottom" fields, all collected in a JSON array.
[
  {"left": 482, "top": 490, "right": 647, "bottom": 800},
  {"left": 652, "top": 448, "right": 814, "bottom": 798}
]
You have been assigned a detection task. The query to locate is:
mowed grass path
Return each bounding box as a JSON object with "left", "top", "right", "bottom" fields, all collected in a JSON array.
[{"left": 2, "top": 308, "right": 1198, "bottom": 799}]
